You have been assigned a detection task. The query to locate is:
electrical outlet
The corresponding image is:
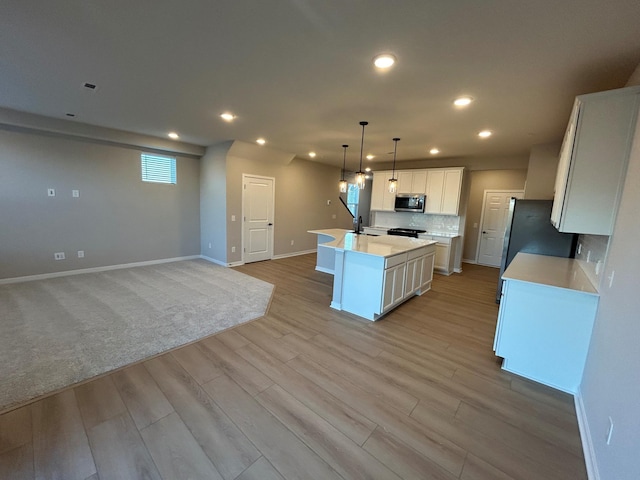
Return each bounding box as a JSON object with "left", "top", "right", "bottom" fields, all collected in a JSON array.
[
  {"left": 326, "top": 199, "right": 331, "bottom": 205},
  {"left": 77, "top": 250, "right": 84, "bottom": 258},
  {"left": 72, "top": 190, "right": 80, "bottom": 198},
  {"left": 208, "top": 243, "right": 212, "bottom": 249},
  {"left": 332, "top": 214, "right": 336, "bottom": 219},
  {"left": 231, "top": 246, "right": 236, "bottom": 253},
  {"left": 48, "top": 188, "right": 56, "bottom": 197},
  {"left": 231, "top": 215, "right": 236, "bottom": 221},
  {"left": 291, "top": 240, "right": 294, "bottom": 246},
  {"left": 54, "top": 252, "right": 65, "bottom": 260}
]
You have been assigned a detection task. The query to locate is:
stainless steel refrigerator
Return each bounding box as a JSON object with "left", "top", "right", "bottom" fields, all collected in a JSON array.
[{"left": 496, "top": 199, "right": 579, "bottom": 303}]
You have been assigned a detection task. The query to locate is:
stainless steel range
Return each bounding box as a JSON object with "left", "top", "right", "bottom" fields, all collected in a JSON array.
[{"left": 386, "top": 228, "right": 426, "bottom": 238}]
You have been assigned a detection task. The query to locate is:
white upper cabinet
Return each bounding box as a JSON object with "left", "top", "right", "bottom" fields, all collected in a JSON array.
[
  {"left": 397, "top": 170, "right": 427, "bottom": 194},
  {"left": 371, "top": 171, "right": 395, "bottom": 211},
  {"left": 551, "top": 86, "right": 640, "bottom": 235},
  {"left": 426, "top": 168, "right": 464, "bottom": 215},
  {"left": 371, "top": 167, "right": 463, "bottom": 214}
]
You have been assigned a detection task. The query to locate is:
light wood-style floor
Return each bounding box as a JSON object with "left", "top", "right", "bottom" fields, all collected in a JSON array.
[{"left": 0, "top": 254, "right": 587, "bottom": 480}]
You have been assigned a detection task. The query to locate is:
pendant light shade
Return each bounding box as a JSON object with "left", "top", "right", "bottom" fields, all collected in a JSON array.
[
  {"left": 388, "top": 137, "right": 400, "bottom": 193},
  {"left": 339, "top": 144, "right": 348, "bottom": 193},
  {"left": 355, "top": 121, "right": 368, "bottom": 190}
]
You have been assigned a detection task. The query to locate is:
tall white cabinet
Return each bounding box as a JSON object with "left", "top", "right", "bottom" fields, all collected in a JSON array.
[{"left": 551, "top": 86, "right": 640, "bottom": 235}]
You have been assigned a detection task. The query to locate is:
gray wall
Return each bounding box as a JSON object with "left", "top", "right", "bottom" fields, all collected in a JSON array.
[
  {"left": 462, "top": 169, "right": 528, "bottom": 262},
  {"left": 200, "top": 142, "right": 232, "bottom": 263},
  {"left": 0, "top": 129, "right": 201, "bottom": 279},
  {"left": 225, "top": 142, "right": 353, "bottom": 264},
  {"left": 580, "top": 106, "right": 640, "bottom": 479},
  {"left": 524, "top": 142, "right": 561, "bottom": 199}
]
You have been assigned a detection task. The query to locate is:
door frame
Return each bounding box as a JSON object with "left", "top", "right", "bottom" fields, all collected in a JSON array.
[
  {"left": 475, "top": 189, "right": 524, "bottom": 265},
  {"left": 241, "top": 173, "right": 276, "bottom": 264}
]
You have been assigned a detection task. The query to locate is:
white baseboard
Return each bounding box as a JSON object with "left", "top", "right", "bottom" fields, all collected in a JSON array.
[
  {"left": 272, "top": 249, "right": 316, "bottom": 260},
  {"left": 315, "top": 266, "right": 334, "bottom": 275},
  {"left": 454, "top": 267, "right": 463, "bottom": 273},
  {"left": 199, "top": 255, "right": 232, "bottom": 267},
  {"left": 575, "top": 387, "right": 599, "bottom": 480},
  {"left": 0, "top": 255, "right": 201, "bottom": 285},
  {"left": 462, "top": 258, "right": 477, "bottom": 264},
  {"left": 227, "top": 261, "right": 245, "bottom": 267}
]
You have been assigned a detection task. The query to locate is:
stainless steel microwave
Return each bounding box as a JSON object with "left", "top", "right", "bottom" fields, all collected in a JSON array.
[{"left": 394, "top": 194, "right": 426, "bottom": 213}]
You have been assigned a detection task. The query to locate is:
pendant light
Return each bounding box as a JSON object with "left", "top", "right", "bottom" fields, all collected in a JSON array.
[
  {"left": 339, "top": 144, "right": 348, "bottom": 193},
  {"left": 355, "top": 121, "right": 368, "bottom": 190},
  {"left": 388, "top": 137, "right": 400, "bottom": 193}
]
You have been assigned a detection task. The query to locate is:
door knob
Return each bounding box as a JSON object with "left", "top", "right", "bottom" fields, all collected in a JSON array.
[
  {"left": 268, "top": 223, "right": 273, "bottom": 226},
  {"left": 482, "top": 231, "right": 487, "bottom": 234}
]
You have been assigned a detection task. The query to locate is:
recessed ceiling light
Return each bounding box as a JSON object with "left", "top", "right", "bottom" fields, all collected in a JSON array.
[
  {"left": 478, "top": 130, "right": 492, "bottom": 138},
  {"left": 430, "top": 148, "right": 440, "bottom": 155},
  {"left": 365, "top": 167, "right": 371, "bottom": 172},
  {"left": 220, "top": 112, "right": 236, "bottom": 122},
  {"left": 256, "top": 138, "right": 266, "bottom": 145},
  {"left": 454, "top": 96, "right": 474, "bottom": 107},
  {"left": 366, "top": 154, "right": 374, "bottom": 160},
  {"left": 373, "top": 53, "right": 396, "bottom": 69},
  {"left": 308, "top": 152, "right": 316, "bottom": 158},
  {"left": 168, "top": 132, "right": 179, "bottom": 139}
]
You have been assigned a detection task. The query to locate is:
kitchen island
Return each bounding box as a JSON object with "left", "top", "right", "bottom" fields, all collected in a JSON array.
[{"left": 308, "top": 229, "right": 436, "bottom": 321}]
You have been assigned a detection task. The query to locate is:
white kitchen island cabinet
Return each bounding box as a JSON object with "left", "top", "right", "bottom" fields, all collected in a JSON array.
[
  {"left": 308, "top": 229, "right": 436, "bottom": 321},
  {"left": 494, "top": 253, "right": 599, "bottom": 394}
]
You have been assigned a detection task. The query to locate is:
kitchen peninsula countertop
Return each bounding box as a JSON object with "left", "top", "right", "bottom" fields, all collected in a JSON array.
[
  {"left": 503, "top": 253, "right": 598, "bottom": 295},
  {"left": 308, "top": 229, "right": 435, "bottom": 257}
]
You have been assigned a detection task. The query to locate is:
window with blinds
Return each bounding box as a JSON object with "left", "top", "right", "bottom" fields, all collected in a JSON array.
[{"left": 141, "top": 153, "right": 177, "bottom": 184}]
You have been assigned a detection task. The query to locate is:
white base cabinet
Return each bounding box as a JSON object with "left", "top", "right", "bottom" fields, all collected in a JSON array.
[
  {"left": 341, "top": 245, "right": 436, "bottom": 321},
  {"left": 495, "top": 274, "right": 598, "bottom": 394},
  {"left": 418, "top": 234, "right": 460, "bottom": 275}
]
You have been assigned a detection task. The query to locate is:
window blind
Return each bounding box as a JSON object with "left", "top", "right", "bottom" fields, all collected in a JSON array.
[{"left": 141, "top": 153, "right": 177, "bottom": 184}]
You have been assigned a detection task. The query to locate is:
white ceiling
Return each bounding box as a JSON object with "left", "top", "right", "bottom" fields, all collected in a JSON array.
[{"left": 1, "top": 1, "right": 640, "bottom": 167}]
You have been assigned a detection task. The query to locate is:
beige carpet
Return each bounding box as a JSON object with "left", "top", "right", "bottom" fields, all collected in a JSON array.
[{"left": 0, "top": 259, "right": 273, "bottom": 413}]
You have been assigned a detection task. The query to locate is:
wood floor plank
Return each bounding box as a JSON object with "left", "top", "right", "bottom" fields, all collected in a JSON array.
[
  {"left": 411, "top": 401, "right": 585, "bottom": 480},
  {"left": 215, "top": 329, "right": 251, "bottom": 350},
  {"left": 257, "top": 384, "right": 403, "bottom": 480},
  {"left": 311, "top": 333, "right": 461, "bottom": 416},
  {"left": 197, "top": 336, "right": 274, "bottom": 396},
  {"left": 144, "top": 354, "right": 260, "bottom": 480},
  {"left": 87, "top": 412, "right": 161, "bottom": 480},
  {"left": 236, "top": 457, "right": 285, "bottom": 480},
  {"left": 202, "top": 374, "right": 344, "bottom": 480},
  {"left": 460, "top": 453, "right": 516, "bottom": 480},
  {"left": 0, "top": 404, "right": 31, "bottom": 455},
  {"left": 236, "top": 342, "right": 377, "bottom": 445},
  {"left": 140, "top": 411, "right": 224, "bottom": 480},
  {"left": 454, "top": 401, "right": 586, "bottom": 477},
  {"left": 75, "top": 375, "right": 127, "bottom": 430},
  {"left": 112, "top": 363, "right": 174, "bottom": 430},
  {"left": 32, "top": 389, "right": 96, "bottom": 480},
  {"left": 171, "top": 343, "right": 224, "bottom": 384},
  {"left": 234, "top": 321, "right": 298, "bottom": 362},
  {"left": 362, "top": 427, "right": 458, "bottom": 480},
  {"left": 0, "top": 443, "right": 33, "bottom": 480},
  {"left": 288, "top": 354, "right": 467, "bottom": 477},
  {"left": 283, "top": 333, "right": 420, "bottom": 415}
]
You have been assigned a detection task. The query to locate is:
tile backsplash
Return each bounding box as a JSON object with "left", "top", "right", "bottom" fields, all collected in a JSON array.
[
  {"left": 575, "top": 234, "right": 610, "bottom": 289},
  {"left": 371, "top": 211, "right": 460, "bottom": 234}
]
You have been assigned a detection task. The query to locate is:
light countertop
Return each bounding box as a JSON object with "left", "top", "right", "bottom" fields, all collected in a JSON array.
[
  {"left": 308, "top": 229, "right": 436, "bottom": 258},
  {"left": 503, "top": 253, "right": 598, "bottom": 295}
]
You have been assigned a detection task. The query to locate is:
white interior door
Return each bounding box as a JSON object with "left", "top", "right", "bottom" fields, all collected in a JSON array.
[
  {"left": 477, "top": 190, "right": 524, "bottom": 267},
  {"left": 243, "top": 175, "right": 274, "bottom": 263}
]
